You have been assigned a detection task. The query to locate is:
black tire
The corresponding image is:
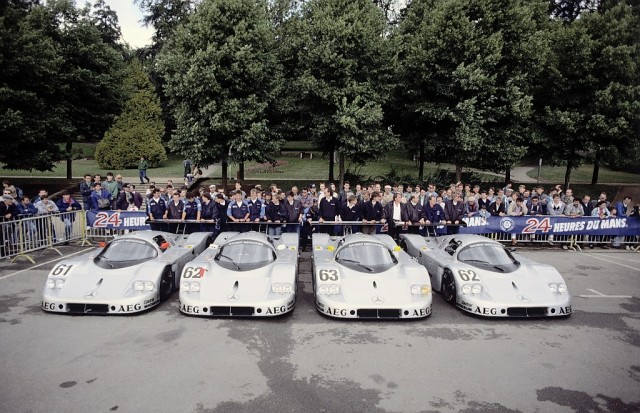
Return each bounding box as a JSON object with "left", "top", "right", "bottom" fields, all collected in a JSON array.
[
  {"left": 399, "top": 239, "right": 408, "bottom": 251},
  {"left": 441, "top": 269, "right": 456, "bottom": 304},
  {"left": 159, "top": 267, "right": 174, "bottom": 301}
]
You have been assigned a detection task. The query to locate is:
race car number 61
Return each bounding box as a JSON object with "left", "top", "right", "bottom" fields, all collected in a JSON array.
[{"left": 319, "top": 269, "right": 338, "bottom": 281}]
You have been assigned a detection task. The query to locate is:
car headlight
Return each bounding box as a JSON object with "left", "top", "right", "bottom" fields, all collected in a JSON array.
[
  {"left": 318, "top": 284, "right": 340, "bottom": 295},
  {"left": 549, "top": 283, "right": 567, "bottom": 294},
  {"left": 144, "top": 281, "right": 155, "bottom": 291},
  {"left": 471, "top": 284, "right": 482, "bottom": 294},
  {"left": 272, "top": 283, "right": 283, "bottom": 293},
  {"left": 411, "top": 284, "right": 431, "bottom": 295},
  {"left": 282, "top": 283, "right": 293, "bottom": 293},
  {"left": 46, "top": 279, "right": 56, "bottom": 289},
  {"left": 55, "top": 279, "right": 65, "bottom": 289},
  {"left": 134, "top": 281, "right": 144, "bottom": 291},
  {"left": 462, "top": 284, "right": 472, "bottom": 294},
  {"left": 190, "top": 282, "right": 200, "bottom": 292},
  {"left": 181, "top": 281, "right": 190, "bottom": 292}
]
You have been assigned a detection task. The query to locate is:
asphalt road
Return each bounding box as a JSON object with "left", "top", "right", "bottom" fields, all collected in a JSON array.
[{"left": 0, "top": 247, "right": 639, "bottom": 413}]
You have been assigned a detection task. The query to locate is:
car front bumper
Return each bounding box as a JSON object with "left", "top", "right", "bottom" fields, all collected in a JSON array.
[
  {"left": 41, "top": 292, "right": 159, "bottom": 315},
  {"left": 315, "top": 296, "right": 432, "bottom": 319},
  {"left": 179, "top": 293, "right": 296, "bottom": 317}
]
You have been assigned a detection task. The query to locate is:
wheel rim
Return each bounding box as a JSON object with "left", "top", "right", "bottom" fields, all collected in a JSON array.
[
  {"left": 160, "top": 269, "right": 173, "bottom": 299},
  {"left": 443, "top": 270, "right": 456, "bottom": 303}
]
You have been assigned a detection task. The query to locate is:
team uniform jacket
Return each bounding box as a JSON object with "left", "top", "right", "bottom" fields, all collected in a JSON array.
[{"left": 147, "top": 197, "right": 167, "bottom": 219}]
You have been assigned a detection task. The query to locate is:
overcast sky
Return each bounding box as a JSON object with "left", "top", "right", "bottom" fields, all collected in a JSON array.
[{"left": 104, "top": 0, "right": 154, "bottom": 48}]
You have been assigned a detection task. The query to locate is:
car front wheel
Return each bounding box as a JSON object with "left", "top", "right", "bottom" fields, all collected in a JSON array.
[
  {"left": 159, "top": 267, "right": 174, "bottom": 301},
  {"left": 442, "top": 269, "right": 456, "bottom": 304}
]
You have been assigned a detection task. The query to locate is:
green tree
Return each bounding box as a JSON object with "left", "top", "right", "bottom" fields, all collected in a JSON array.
[
  {"left": 0, "top": 0, "right": 64, "bottom": 171},
  {"left": 535, "top": 2, "right": 639, "bottom": 187},
  {"left": 0, "top": 0, "right": 125, "bottom": 176},
  {"left": 157, "top": 0, "right": 281, "bottom": 189},
  {"left": 294, "top": 0, "right": 398, "bottom": 184},
  {"left": 393, "top": 0, "right": 548, "bottom": 183},
  {"left": 95, "top": 59, "right": 167, "bottom": 169}
]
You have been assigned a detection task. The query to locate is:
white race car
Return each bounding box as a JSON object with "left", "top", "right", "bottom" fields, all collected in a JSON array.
[
  {"left": 179, "top": 231, "right": 299, "bottom": 317},
  {"left": 42, "top": 231, "right": 213, "bottom": 314},
  {"left": 312, "top": 233, "right": 432, "bottom": 319},
  {"left": 400, "top": 234, "right": 572, "bottom": 317}
]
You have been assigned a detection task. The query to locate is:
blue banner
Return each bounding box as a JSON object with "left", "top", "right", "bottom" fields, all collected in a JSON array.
[
  {"left": 460, "top": 215, "right": 640, "bottom": 236},
  {"left": 86, "top": 211, "right": 150, "bottom": 230}
]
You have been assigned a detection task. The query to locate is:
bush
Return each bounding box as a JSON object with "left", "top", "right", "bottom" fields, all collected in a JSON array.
[{"left": 95, "top": 60, "right": 167, "bottom": 169}]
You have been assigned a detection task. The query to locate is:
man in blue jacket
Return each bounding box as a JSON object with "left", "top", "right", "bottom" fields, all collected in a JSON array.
[{"left": 55, "top": 191, "right": 82, "bottom": 244}]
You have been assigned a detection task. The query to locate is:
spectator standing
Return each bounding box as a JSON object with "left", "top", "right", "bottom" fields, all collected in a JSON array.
[
  {"left": 339, "top": 194, "right": 362, "bottom": 234},
  {"left": 138, "top": 156, "right": 150, "bottom": 184},
  {"left": 547, "top": 194, "right": 565, "bottom": 216},
  {"left": 182, "top": 192, "right": 201, "bottom": 233},
  {"left": 183, "top": 159, "right": 193, "bottom": 179},
  {"left": 444, "top": 193, "right": 465, "bottom": 234},
  {"left": 403, "top": 194, "right": 422, "bottom": 234},
  {"left": 564, "top": 198, "right": 584, "bottom": 217},
  {"left": 361, "top": 191, "right": 383, "bottom": 235},
  {"left": 527, "top": 197, "right": 544, "bottom": 216},
  {"left": 200, "top": 193, "right": 219, "bottom": 236},
  {"left": 55, "top": 191, "right": 81, "bottom": 244},
  {"left": 80, "top": 174, "right": 93, "bottom": 210},
  {"left": 464, "top": 196, "right": 479, "bottom": 218},
  {"left": 165, "top": 192, "right": 185, "bottom": 233},
  {"left": 282, "top": 191, "right": 303, "bottom": 234},
  {"left": 382, "top": 192, "right": 407, "bottom": 241},
  {"left": 318, "top": 188, "right": 339, "bottom": 235},
  {"left": 589, "top": 200, "right": 611, "bottom": 249},
  {"left": 90, "top": 183, "right": 112, "bottom": 211},
  {"left": 581, "top": 195, "right": 594, "bottom": 217},
  {"left": 103, "top": 173, "right": 119, "bottom": 209},
  {"left": 147, "top": 188, "right": 167, "bottom": 231},
  {"left": 227, "top": 191, "right": 249, "bottom": 232},
  {"left": 488, "top": 196, "right": 507, "bottom": 217},
  {"left": 615, "top": 196, "right": 633, "bottom": 217}
]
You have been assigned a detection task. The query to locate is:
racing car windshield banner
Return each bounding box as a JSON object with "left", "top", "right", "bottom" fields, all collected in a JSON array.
[
  {"left": 86, "top": 211, "right": 151, "bottom": 230},
  {"left": 460, "top": 216, "right": 640, "bottom": 236}
]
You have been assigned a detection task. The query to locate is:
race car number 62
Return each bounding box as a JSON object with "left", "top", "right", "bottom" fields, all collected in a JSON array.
[
  {"left": 458, "top": 269, "right": 479, "bottom": 281},
  {"left": 319, "top": 269, "right": 338, "bottom": 281},
  {"left": 183, "top": 267, "right": 206, "bottom": 278}
]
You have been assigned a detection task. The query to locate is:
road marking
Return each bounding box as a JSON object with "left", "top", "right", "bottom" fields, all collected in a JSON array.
[
  {"left": 0, "top": 249, "right": 93, "bottom": 281},
  {"left": 581, "top": 253, "right": 640, "bottom": 272},
  {"left": 578, "top": 289, "right": 632, "bottom": 299},
  {"left": 603, "top": 255, "right": 640, "bottom": 263}
]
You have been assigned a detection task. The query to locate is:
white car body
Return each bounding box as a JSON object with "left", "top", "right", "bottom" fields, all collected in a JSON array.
[
  {"left": 312, "top": 233, "right": 432, "bottom": 319},
  {"left": 42, "top": 231, "right": 212, "bottom": 314},
  {"left": 179, "top": 231, "right": 299, "bottom": 317},
  {"left": 400, "top": 233, "right": 572, "bottom": 317}
]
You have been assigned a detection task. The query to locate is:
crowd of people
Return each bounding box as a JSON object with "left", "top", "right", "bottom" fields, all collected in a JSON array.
[
  {"left": 1, "top": 175, "right": 638, "bottom": 254},
  {"left": 142, "top": 180, "right": 638, "bottom": 250}
]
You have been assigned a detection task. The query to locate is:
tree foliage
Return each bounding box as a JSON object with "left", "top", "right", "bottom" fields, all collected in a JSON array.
[
  {"left": 293, "top": 0, "right": 398, "bottom": 182},
  {"left": 0, "top": 0, "right": 125, "bottom": 172},
  {"left": 95, "top": 59, "right": 167, "bottom": 169},
  {"left": 393, "top": 0, "right": 548, "bottom": 181},
  {"left": 156, "top": 0, "right": 282, "bottom": 183}
]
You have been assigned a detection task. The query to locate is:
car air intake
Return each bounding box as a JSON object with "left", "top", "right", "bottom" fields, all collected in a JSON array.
[
  {"left": 209, "top": 306, "right": 254, "bottom": 316},
  {"left": 507, "top": 307, "right": 548, "bottom": 317},
  {"left": 357, "top": 308, "right": 401, "bottom": 318},
  {"left": 67, "top": 303, "right": 109, "bottom": 314}
]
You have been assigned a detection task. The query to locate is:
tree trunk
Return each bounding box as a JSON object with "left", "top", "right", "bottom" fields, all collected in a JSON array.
[
  {"left": 564, "top": 159, "right": 573, "bottom": 190},
  {"left": 66, "top": 140, "right": 72, "bottom": 180},
  {"left": 221, "top": 159, "right": 228, "bottom": 193},
  {"left": 455, "top": 164, "right": 462, "bottom": 183},
  {"left": 328, "top": 148, "right": 335, "bottom": 183},
  {"left": 338, "top": 152, "right": 345, "bottom": 189},
  {"left": 591, "top": 152, "right": 600, "bottom": 185},
  {"left": 418, "top": 141, "right": 425, "bottom": 181},
  {"left": 238, "top": 162, "right": 245, "bottom": 181},
  {"left": 504, "top": 166, "right": 511, "bottom": 186}
]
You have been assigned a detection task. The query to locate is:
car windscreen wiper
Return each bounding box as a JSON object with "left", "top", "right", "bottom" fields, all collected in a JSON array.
[
  {"left": 338, "top": 258, "right": 373, "bottom": 272},
  {"left": 96, "top": 255, "right": 113, "bottom": 268},
  {"left": 217, "top": 253, "right": 241, "bottom": 270}
]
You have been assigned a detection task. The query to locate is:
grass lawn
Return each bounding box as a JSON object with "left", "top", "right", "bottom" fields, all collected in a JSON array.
[
  {"left": 526, "top": 165, "right": 639, "bottom": 184},
  {"left": 225, "top": 149, "right": 487, "bottom": 181},
  {"left": 0, "top": 153, "right": 187, "bottom": 179}
]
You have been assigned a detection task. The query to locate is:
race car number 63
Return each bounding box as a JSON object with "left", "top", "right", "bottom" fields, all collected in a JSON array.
[
  {"left": 458, "top": 269, "right": 479, "bottom": 281},
  {"left": 319, "top": 269, "right": 338, "bottom": 281}
]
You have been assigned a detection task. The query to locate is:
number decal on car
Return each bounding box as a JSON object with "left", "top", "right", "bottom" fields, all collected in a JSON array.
[
  {"left": 183, "top": 266, "right": 206, "bottom": 279},
  {"left": 458, "top": 269, "right": 479, "bottom": 281},
  {"left": 319, "top": 269, "right": 339, "bottom": 281},
  {"left": 52, "top": 264, "right": 73, "bottom": 276}
]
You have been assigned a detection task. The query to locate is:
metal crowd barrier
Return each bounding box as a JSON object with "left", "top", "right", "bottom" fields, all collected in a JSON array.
[{"left": 1, "top": 210, "right": 85, "bottom": 263}]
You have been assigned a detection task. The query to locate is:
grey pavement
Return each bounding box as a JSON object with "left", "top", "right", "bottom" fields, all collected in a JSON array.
[{"left": 0, "top": 248, "right": 639, "bottom": 413}]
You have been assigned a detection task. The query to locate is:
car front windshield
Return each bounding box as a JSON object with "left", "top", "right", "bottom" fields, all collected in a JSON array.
[
  {"left": 456, "top": 243, "right": 520, "bottom": 273},
  {"left": 95, "top": 239, "right": 158, "bottom": 268},
  {"left": 335, "top": 242, "right": 397, "bottom": 273},
  {"left": 215, "top": 240, "right": 275, "bottom": 271}
]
